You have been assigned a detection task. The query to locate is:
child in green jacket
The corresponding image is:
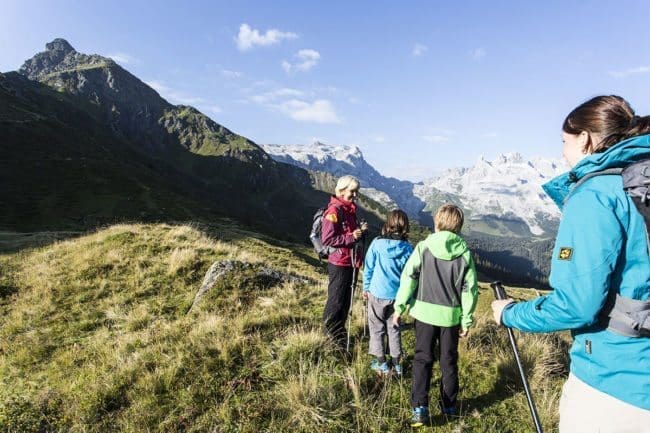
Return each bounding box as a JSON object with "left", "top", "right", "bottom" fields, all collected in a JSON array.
[{"left": 392, "top": 204, "right": 478, "bottom": 427}]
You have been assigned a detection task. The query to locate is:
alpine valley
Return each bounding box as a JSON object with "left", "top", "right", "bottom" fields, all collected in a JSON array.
[
  {"left": 2, "top": 39, "right": 567, "bottom": 286},
  {"left": 262, "top": 142, "right": 568, "bottom": 285}
]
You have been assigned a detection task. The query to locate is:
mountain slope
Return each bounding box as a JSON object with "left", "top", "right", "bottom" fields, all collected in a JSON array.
[
  {"left": 261, "top": 142, "right": 569, "bottom": 285},
  {"left": 262, "top": 142, "right": 425, "bottom": 216},
  {"left": 418, "top": 153, "right": 567, "bottom": 236},
  {"left": 0, "top": 223, "right": 567, "bottom": 432},
  {"left": 3, "top": 39, "right": 388, "bottom": 237},
  {"left": 0, "top": 71, "right": 212, "bottom": 229},
  {"left": 261, "top": 142, "right": 567, "bottom": 238}
]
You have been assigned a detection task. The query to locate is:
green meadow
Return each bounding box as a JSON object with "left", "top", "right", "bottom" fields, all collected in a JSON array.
[{"left": 0, "top": 222, "right": 569, "bottom": 432}]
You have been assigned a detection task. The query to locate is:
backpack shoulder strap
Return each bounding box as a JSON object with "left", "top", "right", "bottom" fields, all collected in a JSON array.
[
  {"left": 564, "top": 167, "right": 624, "bottom": 205},
  {"left": 574, "top": 167, "right": 624, "bottom": 189}
]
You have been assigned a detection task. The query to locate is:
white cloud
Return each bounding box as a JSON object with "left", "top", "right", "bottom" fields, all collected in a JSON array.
[
  {"left": 282, "top": 49, "right": 321, "bottom": 73},
  {"left": 235, "top": 23, "right": 298, "bottom": 51},
  {"left": 374, "top": 135, "right": 386, "bottom": 143},
  {"left": 422, "top": 135, "right": 450, "bottom": 143},
  {"left": 280, "top": 99, "right": 341, "bottom": 123},
  {"left": 471, "top": 47, "right": 486, "bottom": 60},
  {"left": 221, "top": 69, "right": 242, "bottom": 78},
  {"left": 483, "top": 132, "right": 498, "bottom": 138},
  {"left": 608, "top": 66, "right": 650, "bottom": 78},
  {"left": 250, "top": 87, "right": 305, "bottom": 104},
  {"left": 145, "top": 80, "right": 205, "bottom": 105},
  {"left": 208, "top": 105, "right": 223, "bottom": 114},
  {"left": 249, "top": 85, "right": 340, "bottom": 124},
  {"left": 106, "top": 52, "right": 137, "bottom": 65},
  {"left": 412, "top": 43, "right": 428, "bottom": 57}
]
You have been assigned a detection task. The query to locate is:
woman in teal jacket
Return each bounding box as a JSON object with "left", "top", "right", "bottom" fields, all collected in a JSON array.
[{"left": 492, "top": 96, "right": 650, "bottom": 431}]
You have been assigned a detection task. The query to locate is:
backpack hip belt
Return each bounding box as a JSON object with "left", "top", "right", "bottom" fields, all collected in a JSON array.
[{"left": 606, "top": 294, "right": 650, "bottom": 338}]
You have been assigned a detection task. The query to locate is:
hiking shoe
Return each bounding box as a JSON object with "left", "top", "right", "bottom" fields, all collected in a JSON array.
[
  {"left": 410, "top": 406, "right": 429, "bottom": 427},
  {"left": 441, "top": 406, "right": 457, "bottom": 416},
  {"left": 370, "top": 359, "right": 390, "bottom": 375},
  {"left": 393, "top": 363, "right": 403, "bottom": 376}
]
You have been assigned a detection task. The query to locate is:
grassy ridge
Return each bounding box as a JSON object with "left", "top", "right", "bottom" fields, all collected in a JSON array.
[{"left": 0, "top": 223, "right": 569, "bottom": 432}]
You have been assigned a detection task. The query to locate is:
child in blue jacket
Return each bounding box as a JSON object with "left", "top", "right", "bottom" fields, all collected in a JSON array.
[{"left": 363, "top": 209, "right": 413, "bottom": 375}]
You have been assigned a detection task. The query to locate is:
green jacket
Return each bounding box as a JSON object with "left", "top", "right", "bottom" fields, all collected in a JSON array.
[{"left": 394, "top": 231, "right": 478, "bottom": 329}]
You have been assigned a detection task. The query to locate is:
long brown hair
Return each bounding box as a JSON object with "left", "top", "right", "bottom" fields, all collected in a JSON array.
[
  {"left": 381, "top": 209, "right": 409, "bottom": 240},
  {"left": 563, "top": 95, "right": 650, "bottom": 153}
]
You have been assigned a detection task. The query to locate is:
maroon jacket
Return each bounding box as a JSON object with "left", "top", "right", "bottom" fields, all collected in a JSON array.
[{"left": 321, "top": 195, "right": 363, "bottom": 267}]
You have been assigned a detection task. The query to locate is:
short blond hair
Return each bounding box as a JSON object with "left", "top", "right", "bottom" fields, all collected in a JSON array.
[
  {"left": 435, "top": 204, "right": 464, "bottom": 233},
  {"left": 335, "top": 175, "right": 360, "bottom": 195}
]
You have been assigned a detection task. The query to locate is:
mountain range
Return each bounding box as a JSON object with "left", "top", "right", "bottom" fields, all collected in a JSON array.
[{"left": 261, "top": 142, "right": 568, "bottom": 237}]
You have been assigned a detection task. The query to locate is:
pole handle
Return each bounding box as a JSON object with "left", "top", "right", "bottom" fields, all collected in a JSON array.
[{"left": 490, "top": 281, "right": 507, "bottom": 300}]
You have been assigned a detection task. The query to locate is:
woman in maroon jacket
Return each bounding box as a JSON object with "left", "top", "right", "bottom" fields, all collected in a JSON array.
[{"left": 321, "top": 175, "right": 367, "bottom": 349}]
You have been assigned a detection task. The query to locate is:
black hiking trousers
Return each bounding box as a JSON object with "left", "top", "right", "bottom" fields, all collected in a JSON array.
[
  {"left": 323, "top": 264, "right": 354, "bottom": 348},
  {"left": 411, "top": 320, "right": 460, "bottom": 410}
]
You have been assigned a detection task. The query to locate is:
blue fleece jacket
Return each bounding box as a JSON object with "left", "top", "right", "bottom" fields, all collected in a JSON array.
[
  {"left": 502, "top": 134, "right": 650, "bottom": 410},
  {"left": 363, "top": 237, "right": 413, "bottom": 300}
]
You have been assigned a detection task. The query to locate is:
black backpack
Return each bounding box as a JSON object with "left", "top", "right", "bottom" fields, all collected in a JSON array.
[{"left": 309, "top": 206, "right": 341, "bottom": 259}]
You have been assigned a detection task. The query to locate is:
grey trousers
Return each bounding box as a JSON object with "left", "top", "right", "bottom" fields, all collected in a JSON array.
[{"left": 367, "top": 293, "right": 402, "bottom": 359}]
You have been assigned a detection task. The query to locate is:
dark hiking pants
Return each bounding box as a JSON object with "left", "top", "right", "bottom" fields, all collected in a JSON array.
[
  {"left": 411, "top": 320, "right": 460, "bottom": 409},
  {"left": 323, "top": 264, "right": 354, "bottom": 347}
]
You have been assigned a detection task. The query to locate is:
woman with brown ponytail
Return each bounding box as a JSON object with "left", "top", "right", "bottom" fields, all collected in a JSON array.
[{"left": 492, "top": 95, "right": 650, "bottom": 431}]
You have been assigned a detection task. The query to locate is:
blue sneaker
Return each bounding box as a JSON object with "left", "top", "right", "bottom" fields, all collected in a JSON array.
[
  {"left": 411, "top": 406, "right": 429, "bottom": 427},
  {"left": 393, "top": 363, "right": 402, "bottom": 376},
  {"left": 370, "top": 359, "right": 390, "bottom": 375}
]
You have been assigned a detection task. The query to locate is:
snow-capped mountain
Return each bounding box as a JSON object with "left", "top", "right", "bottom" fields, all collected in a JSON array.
[
  {"left": 261, "top": 142, "right": 425, "bottom": 215},
  {"left": 417, "top": 153, "right": 568, "bottom": 235},
  {"left": 261, "top": 142, "right": 568, "bottom": 237}
]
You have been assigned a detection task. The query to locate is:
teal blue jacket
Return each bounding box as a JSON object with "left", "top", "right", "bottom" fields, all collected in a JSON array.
[
  {"left": 502, "top": 134, "right": 650, "bottom": 410},
  {"left": 363, "top": 237, "right": 413, "bottom": 300}
]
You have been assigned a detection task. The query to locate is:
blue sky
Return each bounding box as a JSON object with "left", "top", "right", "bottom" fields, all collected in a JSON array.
[{"left": 2, "top": 0, "right": 650, "bottom": 180}]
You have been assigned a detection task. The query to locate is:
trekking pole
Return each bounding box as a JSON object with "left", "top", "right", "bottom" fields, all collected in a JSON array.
[
  {"left": 346, "top": 246, "right": 358, "bottom": 353},
  {"left": 363, "top": 297, "right": 367, "bottom": 338},
  {"left": 491, "top": 281, "right": 543, "bottom": 433}
]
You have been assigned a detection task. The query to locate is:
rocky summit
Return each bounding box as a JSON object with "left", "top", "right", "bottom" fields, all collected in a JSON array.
[{"left": 19, "top": 38, "right": 109, "bottom": 81}]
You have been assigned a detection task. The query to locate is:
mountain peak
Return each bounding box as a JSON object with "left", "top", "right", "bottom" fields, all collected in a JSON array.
[
  {"left": 19, "top": 38, "right": 110, "bottom": 81},
  {"left": 494, "top": 152, "right": 524, "bottom": 164},
  {"left": 45, "top": 38, "right": 76, "bottom": 55}
]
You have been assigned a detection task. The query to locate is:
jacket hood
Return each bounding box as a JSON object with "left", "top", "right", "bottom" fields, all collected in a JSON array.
[
  {"left": 328, "top": 194, "right": 356, "bottom": 212},
  {"left": 427, "top": 231, "right": 468, "bottom": 260},
  {"left": 543, "top": 134, "right": 650, "bottom": 209},
  {"left": 373, "top": 238, "right": 412, "bottom": 259}
]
